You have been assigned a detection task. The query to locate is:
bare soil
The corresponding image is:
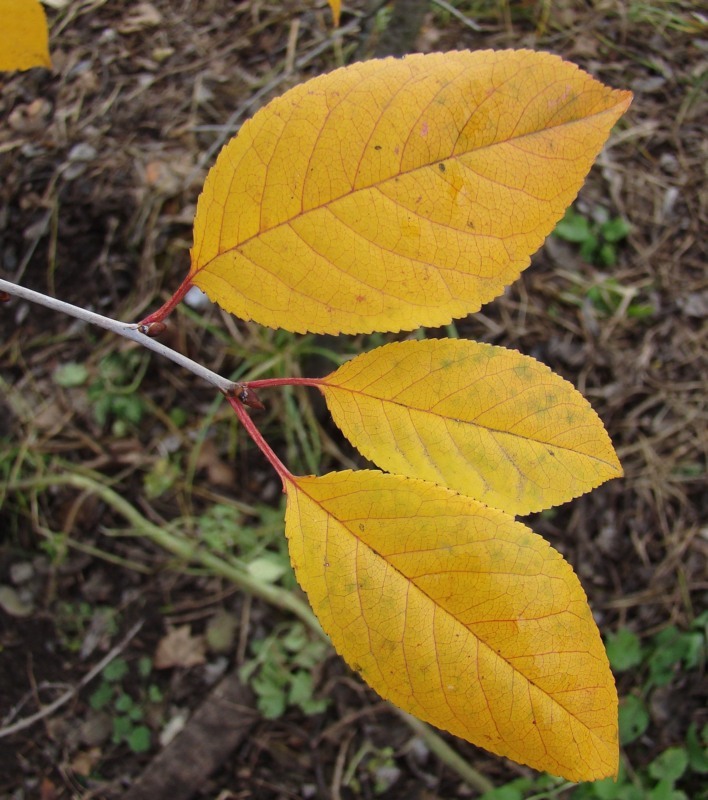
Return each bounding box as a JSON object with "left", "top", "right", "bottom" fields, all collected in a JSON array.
[{"left": 1, "top": 2, "right": 705, "bottom": 799}]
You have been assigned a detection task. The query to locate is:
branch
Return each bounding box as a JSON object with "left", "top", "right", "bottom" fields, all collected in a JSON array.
[
  {"left": 10, "top": 472, "right": 324, "bottom": 637},
  {"left": 398, "top": 711, "right": 495, "bottom": 794},
  {"left": 0, "top": 277, "right": 238, "bottom": 395},
  {"left": 430, "top": 0, "right": 483, "bottom": 32}
]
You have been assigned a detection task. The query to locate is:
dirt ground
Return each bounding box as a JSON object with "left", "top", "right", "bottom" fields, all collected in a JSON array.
[{"left": 0, "top": 1, "right": 706, "bottom": 799}]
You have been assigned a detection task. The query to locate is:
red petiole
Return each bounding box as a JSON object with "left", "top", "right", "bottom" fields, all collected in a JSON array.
[
  {"left": 137, "top": 272, "right": 193, "bottom": 328},
  {"left": 226, "top": 394, "right": 294, "bottom": 488}
]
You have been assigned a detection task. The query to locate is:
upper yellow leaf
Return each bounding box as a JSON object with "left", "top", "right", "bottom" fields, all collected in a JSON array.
[
  {"left": 319, "top": 338, "right": 622, "bottom": 515},
  {"left": 0, "top": 0, "right": 51, "bottom": 72},
  {"left": 326, "top": 0, "right": 341, "bottom": 26},
  {"left": 285, "top": 470, "right": 618, "bottom": 780},
  {"left": 189, "top": 49, "right": 631, "bottom": 334}
]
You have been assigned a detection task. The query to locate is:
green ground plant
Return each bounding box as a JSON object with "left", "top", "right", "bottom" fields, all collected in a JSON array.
[
  {"left": 553, "top": 205, "right": 631, "bottom": 268},
  {"left": 343, "top": 741, "right": 400, "bottom": 795},
  {"left": 89, "top": 655, "right": 162, "bottom": 755},
  {"left": 54, "top": 602, "right": 118, "bottom": 654},
  {"left": 239, "top": 621, "right": 330, "bottom": 719},
  {"left": 86, "top": 351, "right": 149, "bottom": 435},
  {"left": 610, "top": 613, "right": 707, "bottom": 749},
  {"left": 194, "top": 499, "right": 297, "bottom": 591},
  {"left": 554, "top": 270, "right": 655, "bottom": 321}
]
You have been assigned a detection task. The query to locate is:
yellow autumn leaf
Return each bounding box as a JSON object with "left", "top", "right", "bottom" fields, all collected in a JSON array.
[
  {"left": 188, "top": 49, "right": 631, "bottom": 334},
  {"left": 285, "top": 470, "right": 618, "bottom": 781},
  {"left": 0, "top": 0, "right": 51, "bottom": 72},
  {"left": 317, "top": 338, "right": 622, "bottom": 515},
  {"left": 326, "top": 0, "right": 341, "bottom": 26}
]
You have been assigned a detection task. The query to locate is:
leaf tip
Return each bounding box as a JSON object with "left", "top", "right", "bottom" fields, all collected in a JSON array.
[{"left": 327, "top": 0, "right": 342, "bottom": 26}]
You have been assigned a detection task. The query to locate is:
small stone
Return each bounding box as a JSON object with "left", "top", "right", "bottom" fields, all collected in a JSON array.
[
  {"left": 159, "top": 711, "right": 188, "bottom": 747},
  {"left": 67, "top": 143, "right": 97, "bottom": 162},
  {"left": 206, "top": 610, "right": 239, "bottom": 654},
  {"left": 184, "top": 286, "right": 211, "bottom": 311},
  {"left": 0, "top": 585, "right": 33, "bottom": 617},
  {"left": 10, "top": 562, "right": 34, "bottom": 585}
]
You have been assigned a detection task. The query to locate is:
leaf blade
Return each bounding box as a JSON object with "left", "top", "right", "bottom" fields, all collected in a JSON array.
[
  {"left": 285, "top": 470, "right": 618, "bottom": 780},
  {"left": 190, "top": 50, "right": 632, "bottom": 334},
  {"left": 319, "top": 339, "right": 622, "bottom": 515}
]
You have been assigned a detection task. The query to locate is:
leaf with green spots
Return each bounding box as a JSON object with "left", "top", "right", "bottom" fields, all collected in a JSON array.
[
  {"left": 316, "top": 339, "right": 622, "bottom": 515},
  {"left": 0, "top": 0, "right": 51, "bottom": 72},
  {"left": 285, "top": 469, "right": 619, "bottom": 781}
]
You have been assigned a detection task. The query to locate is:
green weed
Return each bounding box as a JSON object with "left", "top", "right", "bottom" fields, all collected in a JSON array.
[
  {"left": 557, "top": 272, "right": 655, "bottom": 321},
  {"left": 238, "top": 622, "right": 329, "bottom": 719},
  {"left": 553, "top": 205, "right": 631, "bottom": 268},
  {"left": 580, "top": 617, "right": 706, "bottom": 797},
  {"left": 608, "top": 613, "right": 706, "bottom": 714},
  {"left": 628, "top": 1, "right": 706, "bottom": 35},
  {"left": 143, "top": 454, "right": 181, "bottom": 499},
  {"left": 572, "top": 746, "right": 698, "bottom": 800},
  {"left": 343, "top": 741, "right": 402, "bottom": 796},
  {"left": 53, "top": 361, "right": 89, "bottom": 388},
  {"left": 89, "top": 655, "right": 162, "bottom": 754},
  {"left": 189, "top": 500, "right": 297, "bottom": 590},
  {"left": 55, "top": 602, "right": 118, "bottom": 653},
  {"left": 86, "top": 350, "right": 149, "bottom": 436}
]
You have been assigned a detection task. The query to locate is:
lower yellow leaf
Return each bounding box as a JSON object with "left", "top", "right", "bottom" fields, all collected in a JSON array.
[
  {"left": 285, "top": 470, "right": 618, "bottom": 781},
  {"left": 0, "top": 0, "right": 51, "bottom": 72}
]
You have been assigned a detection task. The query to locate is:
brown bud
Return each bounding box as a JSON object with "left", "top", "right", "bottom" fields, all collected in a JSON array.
[
  {"left": 237, "top": 386, "right": 265, "bottom": 411},
  {"left": 138, "top": 321, "right": 167, "bottom": 337},
  {"left": 0, "top": 291, "right": 10, "bottom": 303}
]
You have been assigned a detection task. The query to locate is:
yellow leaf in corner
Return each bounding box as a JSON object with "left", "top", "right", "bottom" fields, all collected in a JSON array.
[
  {"left": 327, "top": 0, "right": 341, "bottom": 26},
  {"left": 318, "top": 339, "right": 622, "bottom": 515},
  {"left": 285, "top": 470, "right": 618, "bottom": 780},
  {"left": 189, "top": 49, "right": 631, "bottom": 334},
  {"left": 0, "top": 0, "right": 51, "bottom": 72}
]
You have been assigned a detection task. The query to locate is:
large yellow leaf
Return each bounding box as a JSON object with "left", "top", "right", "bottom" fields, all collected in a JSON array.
[
  {"left": 0, "top": 0, "right": 51, "bottom": 72},
  {"left": 317, "top": 338, "right": 622, "bottom": 515},
  {"left": 188, "top": 49, "right": 631, "bottom": 334},
  {"left": 285, "top": 470, "right": 618, "bottom": 780}
]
